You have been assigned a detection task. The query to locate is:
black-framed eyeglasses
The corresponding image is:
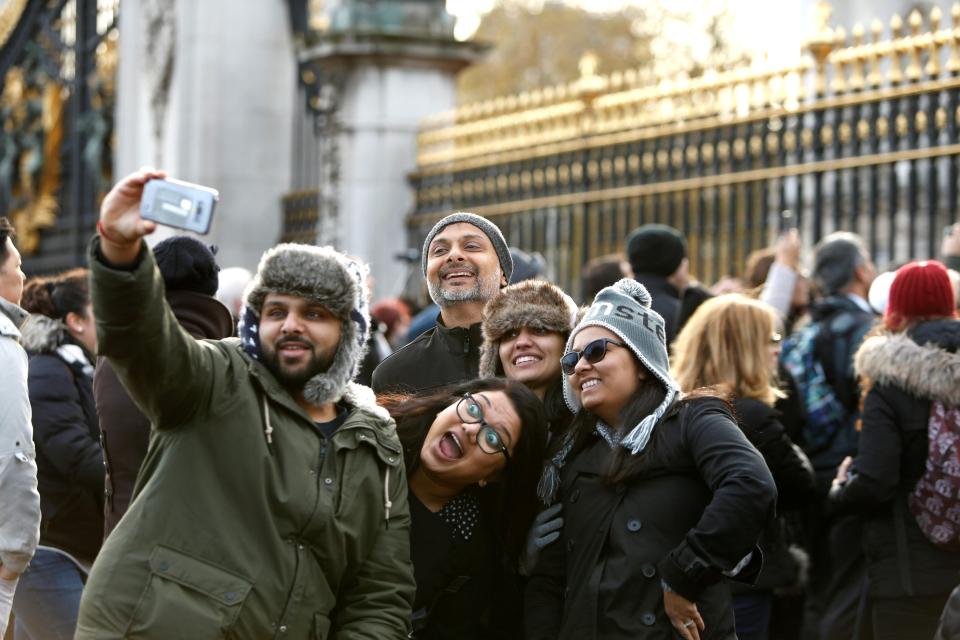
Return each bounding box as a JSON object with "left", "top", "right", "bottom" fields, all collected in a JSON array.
[
  {"left": 560, "top": 338, "right": 626, "bottom": 375},
  {"left": 456, "top": 393, "right": 511, "bottom": 462}
]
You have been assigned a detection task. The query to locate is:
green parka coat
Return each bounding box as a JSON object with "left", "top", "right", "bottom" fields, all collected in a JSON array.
[{"left": 76, "top": 241, "right": 415, "bottom": 639}]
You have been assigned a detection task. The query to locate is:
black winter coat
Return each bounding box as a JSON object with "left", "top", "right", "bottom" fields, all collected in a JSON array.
[
  {"left": 372, "top": 318, "right": 482, "bottom": 395},
  {"left": 732, "top": 397, "right": 816, "bottom": 592},
  {"left": 20, "top": 318, "right": 103, "bottom": 563},
  {"left": 831, "top": 319, "right": 960, "bottom": 599},
  {"left": 95, "top": 290, "right": 234, "bottom": 537},
  {"left": 632, "top": 274, "right": 681, "bottom": 345},
  {"left": 734, "top": 397, "right": 816, "bottom": 508},
  {"left": 525, "top": 398, "right": 777, "bottom": 640}
]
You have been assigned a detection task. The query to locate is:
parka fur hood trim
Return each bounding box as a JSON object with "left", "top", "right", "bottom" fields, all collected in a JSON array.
[
  {"left": 242, "top": 243, "right": 370, "bottom": 407},
  {"left": 855, "top": 325, "right": 960, "bottom": 406},
  {"left": 19, "top": 314, "right": 67, "bottom": 354},
  {"left": 478, "top": 280, "right": 578, "bottom": 378}
]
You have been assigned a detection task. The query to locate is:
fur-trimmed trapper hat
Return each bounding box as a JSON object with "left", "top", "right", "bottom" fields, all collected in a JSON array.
[
  {"left": 479, "top": 280, "right": 578, "bottom": 378},
  {"left": 241, "top": 243, "right": 370, "bottom": 406}
]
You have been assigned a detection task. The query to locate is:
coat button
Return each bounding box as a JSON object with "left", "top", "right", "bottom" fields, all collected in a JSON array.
[
  {"left": 569, "top": 489, "right": 580, "bottom": 503},
  {"left": 627, "top": 519, "right": 642, "bottom": 532},
  {"left": 224, "top": 591, "right": 236, "bottom": 602},
  {"left": 567, "top": 539, "right": 576, "bottom": 551},
  {"left": 279, "top": 624, "right": 288, "bottom": 633},
  {"left": 642, "top": 612, "right": 656, "bottom": 626},
  {"left": 324, "top": 478, "right": 333, "bottom": 485},
  {"left": 157, "top": 561, "right": 169, "bottom": 572},
  {"left": 641, "top": 563, "right": 656, "bottom": 578}
]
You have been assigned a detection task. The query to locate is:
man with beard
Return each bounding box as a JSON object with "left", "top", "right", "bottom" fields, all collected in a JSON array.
[
  {"left": 75, "top": 169, "right": 414, "bottom": 639},
  {"left": 372, "top": 212, "right": 513, "bottom": 395}
]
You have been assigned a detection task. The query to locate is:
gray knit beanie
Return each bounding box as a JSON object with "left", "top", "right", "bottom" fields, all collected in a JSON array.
[
  {"left": 562, "top": 278, "right": 680, "bottom": 455},
  {"left": 242, "top": 243, "right": 370, "bottom": 406},
  {"left": 421, "top": 212, "right": 513, "bottom": 283}
]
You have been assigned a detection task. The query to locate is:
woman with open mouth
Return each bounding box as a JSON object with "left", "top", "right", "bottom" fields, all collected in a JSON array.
[
  {"left": 381, "top": 378, "right": 547, "bottom": 640},
  {"left": 524, "top": 279, "right": 776, "bottom": 640}
]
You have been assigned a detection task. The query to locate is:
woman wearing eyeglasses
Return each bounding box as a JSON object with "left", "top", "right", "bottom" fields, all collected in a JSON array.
[
  {"left": 382, "top": 378, "right": 547, "bottom": 640},
  {"left": 525, "top": 279, "right": 776, "bottom": 640},
  {"left": 672, "top": 294, "right": 816, "bottom": 640}
]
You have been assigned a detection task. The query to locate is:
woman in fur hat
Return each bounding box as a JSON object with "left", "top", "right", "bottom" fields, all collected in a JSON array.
[
  {"left": 382, "top": 378, "right": 547, "bottom": 639},
  {"left": 830, "top": 260, "right": 960, "bottom": 639},
  {"left": 479, "top": 280, "right": 579, "bottom": 572},
  {"left": 525, "top": 279, "right": 776, "bottom": 640},
  {"left": 12, "top": 270, "right": 102, "bottom": 640},
  {"left": 672, "top": 294, "right": 816, "bottom": 640}
]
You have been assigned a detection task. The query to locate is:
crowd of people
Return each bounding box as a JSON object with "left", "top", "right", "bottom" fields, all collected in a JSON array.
[{"left": 1, "top": 167, "right": 960, "bottom": 639}]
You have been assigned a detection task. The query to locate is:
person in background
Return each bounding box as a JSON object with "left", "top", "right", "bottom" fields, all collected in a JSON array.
[
  {"left": 382, "top": 379, "right": 547, "bottom": 639},
  {"left": 0, "top": 218, "right": 40, "bottom": 638},
  {"left": 14, "top": 269, "right": 102, "bottom": 640},
  {"left": 525, "top": 279, "right": 776, "bottom": 640},
  {"left": 746, "top": 230, "right": 812, "bottom": 333},
  {"left": 831, "top": 260, "right": 960, "bottom": 640},
  {"left": 626, "top": 224, "right": 690, "bottom": 345},
  {"left": 372, "top": 298, "right": 413, "bottom": 350},
  {"left": 373, "top": 213, "right": 513, "bottom": 395},
  {"left": 95, "top": 235, "right": 233, "bottom": 537},
  {"left": 478, "top": 280, "right": 579, "bottom": 572},
  {"left": 781, "top": 231, "right": 876, "bottom": 640},
  {"left": 214, "top": 265, "right": 251, "bottom": 327},
  {"left": 580, "top": 253, "right": 631, "bottom": 305},
  {"left": 672, "top": 294, "right": 816, "bottom": 640}
]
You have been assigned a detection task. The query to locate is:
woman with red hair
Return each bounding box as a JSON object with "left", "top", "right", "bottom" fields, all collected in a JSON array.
[{"left": 830, "top": 260, "right": 960, "bottom": 639}]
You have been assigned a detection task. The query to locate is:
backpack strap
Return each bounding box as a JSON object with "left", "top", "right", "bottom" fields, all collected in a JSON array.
[{"left": 892, "top": 496, "right": 916, "bottom": 597}]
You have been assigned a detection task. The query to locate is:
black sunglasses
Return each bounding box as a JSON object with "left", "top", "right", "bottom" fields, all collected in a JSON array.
[{"left": 560, "top": 338, "right": 625, "bottom": 375}]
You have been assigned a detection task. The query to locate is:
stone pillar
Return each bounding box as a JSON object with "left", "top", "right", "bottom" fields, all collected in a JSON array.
[
  {"left": 114, "top": 0, "right": 295, "bottom": 270},
  {"left": 292, "top": 1, "right": 485, "bottom": 298}
]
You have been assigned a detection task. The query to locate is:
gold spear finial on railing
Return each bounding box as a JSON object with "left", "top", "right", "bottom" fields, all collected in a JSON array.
[
  {"left": 576, "top": 51, "right": 606, "bottom": 105},
  {"left": 831, "top": 26, "right": 849, "bottom": 93},
  {"left": 927, "top": 6, "right": 943, "bottom": 77},
  {"left": 948, "top": 3, "right": 960, "bottom": 73},
  {"left": 868, "top": 18, "right": 884, "bottom": 85},
  {"left": 848, "top": 23, "right": 866, "bottom": 90},
  {"left": 889, "top": 13, "right": 904, "bottom": 84},
  {"left": 806, "top": 1, "right": 836, "bottom": 95},
  {"left": 906, "top": 9, "right": 924, "bottom": 81}
]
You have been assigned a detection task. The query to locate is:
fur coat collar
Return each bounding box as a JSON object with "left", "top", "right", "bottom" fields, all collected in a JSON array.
[{"left": 854, "top": 319, "right": 960, "bottom": 405}]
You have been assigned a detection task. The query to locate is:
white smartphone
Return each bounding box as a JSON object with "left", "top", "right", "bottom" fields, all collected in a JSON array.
[{"left": 141, "top": 178, "right": 218, "bottom": 234}]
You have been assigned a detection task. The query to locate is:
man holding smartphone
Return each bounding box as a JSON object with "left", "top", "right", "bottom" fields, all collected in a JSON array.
[{"left": 75, "top": 169, "right": 414, "bottom": 638}]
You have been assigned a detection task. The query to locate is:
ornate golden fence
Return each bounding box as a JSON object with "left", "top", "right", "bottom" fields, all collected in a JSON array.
[{"left": 408, "top": 4, "right": 960, "bottom": 300}]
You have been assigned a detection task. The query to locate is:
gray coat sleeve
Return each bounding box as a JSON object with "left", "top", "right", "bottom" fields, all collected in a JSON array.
[{"left": 0, "top": 335, "right": 41, "bottom": 573}]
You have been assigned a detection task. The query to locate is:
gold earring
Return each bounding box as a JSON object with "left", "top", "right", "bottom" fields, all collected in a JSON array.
[{"left": 479, "top": 479, "right": 488, "bottom": 488}]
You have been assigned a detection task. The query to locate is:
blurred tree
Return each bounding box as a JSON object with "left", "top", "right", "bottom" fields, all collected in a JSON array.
[{"left": 456, "top": 0, "right": 750, "bottom": 104}]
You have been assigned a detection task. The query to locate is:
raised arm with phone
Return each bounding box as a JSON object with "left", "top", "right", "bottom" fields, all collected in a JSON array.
[{"left": 77, "top": 170, "right": 415, "bottom": 639}]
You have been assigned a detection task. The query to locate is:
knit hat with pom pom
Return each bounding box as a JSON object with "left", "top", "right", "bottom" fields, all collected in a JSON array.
[{"left": 562, "top": 278, "right": 681, "bottom": 455}]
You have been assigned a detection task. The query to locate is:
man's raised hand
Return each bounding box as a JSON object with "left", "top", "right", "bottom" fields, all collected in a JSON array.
[{"left": 98, "top": 167, "right": 166, "bottom": 263}]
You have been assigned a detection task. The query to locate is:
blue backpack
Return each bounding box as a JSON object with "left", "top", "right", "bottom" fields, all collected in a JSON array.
[{"left": 780, "top": 312, "right": 865, "bottom": 454}]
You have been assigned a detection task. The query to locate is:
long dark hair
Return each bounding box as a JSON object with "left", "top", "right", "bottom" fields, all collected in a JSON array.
[{"left": 382, "top": 378, "right": 548, "bottom": 566}]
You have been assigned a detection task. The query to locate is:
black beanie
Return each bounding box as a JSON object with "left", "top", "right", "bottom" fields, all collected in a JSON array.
[
  {"left": 625, "top": 224, "right": 687, "bottom": 277},
  {"left": 153, "top": 236, "right": 220, "bottom": 296}
]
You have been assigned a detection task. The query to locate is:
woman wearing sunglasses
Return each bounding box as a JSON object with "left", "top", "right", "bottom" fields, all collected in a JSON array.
[
  {"left": 525, "top": 279, "right": 776, "bottom": 640},
  {"left": 382, "top": 378, "right": 547, "bottom": 640},
  {"left": 672, "top": 294, "right": 816, "bottom": 640}
]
